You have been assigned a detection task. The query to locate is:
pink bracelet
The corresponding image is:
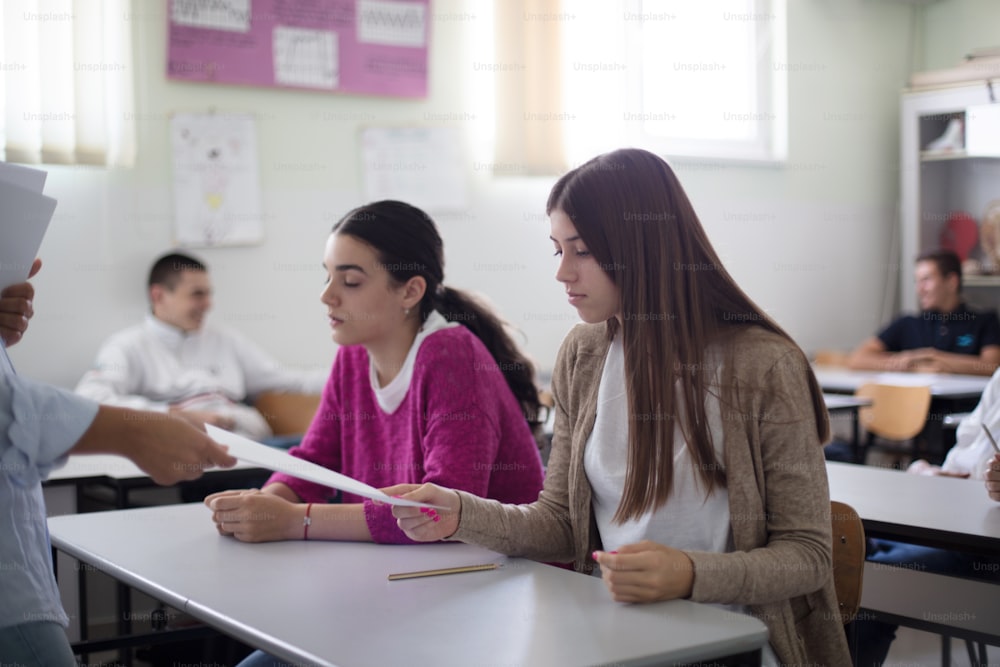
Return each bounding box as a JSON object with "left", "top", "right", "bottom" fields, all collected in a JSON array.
[{"left": 303, "top": 503, "right": 313, "bottom": 540}]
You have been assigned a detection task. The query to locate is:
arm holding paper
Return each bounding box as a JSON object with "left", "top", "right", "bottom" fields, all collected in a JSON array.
[{"left": 0, "top": 229, "right": 237, "bottom": 662}]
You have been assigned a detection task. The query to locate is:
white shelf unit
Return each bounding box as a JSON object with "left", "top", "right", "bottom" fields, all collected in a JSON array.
[{"left": 900, "top": 82, "right": 1000, "bottom": 313}]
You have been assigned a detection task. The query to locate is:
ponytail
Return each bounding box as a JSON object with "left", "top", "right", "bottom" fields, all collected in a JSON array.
[{"left": 434, "top": 286, "right": 543, "bottom": 431}]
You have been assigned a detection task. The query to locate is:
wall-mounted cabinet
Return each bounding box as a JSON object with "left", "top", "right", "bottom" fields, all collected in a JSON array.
[{"left": 900, "top": 82, "right": 1000, "bottom": 310}]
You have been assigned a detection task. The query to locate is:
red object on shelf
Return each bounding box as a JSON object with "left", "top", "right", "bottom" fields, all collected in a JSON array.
[{"left": 940, "top": 211, "right": 978, "bottom": 261}]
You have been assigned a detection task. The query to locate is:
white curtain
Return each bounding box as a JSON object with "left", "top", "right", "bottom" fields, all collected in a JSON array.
[
  {"left": 0, "top": 0, "right": 135, "bottom": 166},
  {"left": 494, "top": 0, "right": 567, "bottom": 175}
]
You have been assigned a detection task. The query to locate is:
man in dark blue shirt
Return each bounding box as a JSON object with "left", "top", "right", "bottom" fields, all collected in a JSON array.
[{"left": 848, "top": 250, "right": 1000, "bottom": 376}]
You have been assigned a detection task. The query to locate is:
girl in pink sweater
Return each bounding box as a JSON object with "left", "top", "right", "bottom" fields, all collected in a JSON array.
[{"left": 205, "top": 201, "right": 544, "bottom": 545}]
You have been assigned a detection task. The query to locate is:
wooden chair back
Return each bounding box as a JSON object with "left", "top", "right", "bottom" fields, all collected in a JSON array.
[
  {"left": 253, "top": 391, "right": 321, "bottom": 436},
  {"left": 830, "top": 500, "right": 866, "bottom": 624},
  {"left": 855, "top": 383, "right": 932, "bottom": 441}
]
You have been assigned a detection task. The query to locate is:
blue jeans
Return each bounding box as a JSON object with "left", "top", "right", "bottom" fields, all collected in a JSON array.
[
  {"left": 0, "top": 621, "right": 76, "bottom": 666},
  {"left": 848, "top": 539, "right": 1000, "bottom": 666}
]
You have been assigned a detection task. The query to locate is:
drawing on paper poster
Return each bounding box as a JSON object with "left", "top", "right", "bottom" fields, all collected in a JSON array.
[
  {"left": 170, "top": 113, "right": 263, "bottom": 247},
  {"left": 357, "top": 0, "right": 427, "bottom": 47},
  {"left": 171, "top": 0, "right": 251, "bottom": 32},
  {"left": 273, "top": 25, "right": 339, "bottom": 89}
]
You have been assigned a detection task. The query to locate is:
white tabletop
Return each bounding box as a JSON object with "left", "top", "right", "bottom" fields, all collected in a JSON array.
[
  {"left": 813, "top": 367, "right": 989, "bottom": 399},
  {"left": 826, "top": 461, "right": 1000, "bottom": 555},
  {"left": 48, "top": 504, "right": 768, "bottom": 667},
  {"left": 822, "top": 393, "right": 873, "bottom": 411}
]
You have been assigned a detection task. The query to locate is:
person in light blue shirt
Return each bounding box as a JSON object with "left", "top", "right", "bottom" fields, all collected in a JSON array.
[{"left": 0, "top": 259, "right": 236, "bottom": 665}]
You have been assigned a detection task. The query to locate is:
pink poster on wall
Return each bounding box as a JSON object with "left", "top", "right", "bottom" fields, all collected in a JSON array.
[{"left": 167, "top": 0, "right": 429, "bottom": 98}]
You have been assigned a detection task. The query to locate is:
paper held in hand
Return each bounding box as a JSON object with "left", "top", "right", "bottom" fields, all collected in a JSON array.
[{"left": 205, "top": 425, "right": 444, "bottom": 509}]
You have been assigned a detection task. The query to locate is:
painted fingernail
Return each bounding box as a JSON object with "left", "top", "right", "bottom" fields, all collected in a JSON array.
[
  {"left": 432, "top": 515, "right": 440, "bottom": 522},
  {"left": 591, "top": 551, "right": 600, "bottom": 560},
  {"left": 419, "top": 507, "right": 429, "bottom": 514},
  {"left": 610, "top": 551, "right": 618, "bottom": 554}
]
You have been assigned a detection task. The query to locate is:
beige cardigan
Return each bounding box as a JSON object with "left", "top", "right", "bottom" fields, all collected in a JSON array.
[{"left": 453, "top": 323, "right": 852, "bottom": 666}]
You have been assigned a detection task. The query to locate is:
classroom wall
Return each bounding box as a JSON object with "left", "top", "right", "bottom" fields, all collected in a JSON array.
[
  {"left": 8, "top": 0, "right": 945, "bottom": 388},
  {"left": 921, "top": 0, "right": 1000, "bottom": 70}
]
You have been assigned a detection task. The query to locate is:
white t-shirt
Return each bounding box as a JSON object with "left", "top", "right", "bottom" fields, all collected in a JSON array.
[
  {"left": 370, "top": 310, "right": 459, "bottom": 413},
  {"left": 583, "top": 335, "right": 778, "bottom": 667}
]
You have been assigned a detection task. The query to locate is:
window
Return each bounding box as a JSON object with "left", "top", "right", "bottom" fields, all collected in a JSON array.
[
  {"left": 564, "top": 0, "right": 786, "bottom": 166},
  {"left": 490, "top": 0, "right": 787, "bottom": 174},
  {"left": 0, "top": 0, "right": 136, "bottom": 166},
  {"left": 635, "top": 0, "right": 787, "bottom": 162}
]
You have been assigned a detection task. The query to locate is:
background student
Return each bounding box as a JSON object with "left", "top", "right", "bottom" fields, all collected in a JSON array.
[
  {"left": 75, "top": 251, "right": 327, "bottom": 440},
  {"left": 389, "top": 148, "right": 851, "bottom": 667},
  {"left": 848, "top": 249, "right": 1000, "bottom": 376},
  {"left": 205, "top": 200, "right": 544, "bottom": 544},
  {"left": 0, "top": 260, "right": 236, "bottom": 664}
]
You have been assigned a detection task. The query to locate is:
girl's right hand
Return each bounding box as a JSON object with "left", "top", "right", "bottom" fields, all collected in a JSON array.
[{"left": 383, "top": 483, "right": 461, "bottom": 541}]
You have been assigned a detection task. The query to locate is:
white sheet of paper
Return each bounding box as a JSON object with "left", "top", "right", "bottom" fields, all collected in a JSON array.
[
  {"left": 206, "top": 425, "right": 441, "bottom": 509},
  {"left": 0, "top": 179, "right": 56, "bottom": 290},
  {"left": 0, "top": 162, "right": 46, "bottom": 192}
]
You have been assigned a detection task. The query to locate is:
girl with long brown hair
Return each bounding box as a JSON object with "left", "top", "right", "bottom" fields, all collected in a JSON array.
[{"left": 389, "top": 148, "right": 850, "bottom": 666}]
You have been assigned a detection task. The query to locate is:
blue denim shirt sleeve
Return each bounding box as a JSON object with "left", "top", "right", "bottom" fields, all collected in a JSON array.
[{"left": 0, "top": 371, "right": 99, "bottom": 485}]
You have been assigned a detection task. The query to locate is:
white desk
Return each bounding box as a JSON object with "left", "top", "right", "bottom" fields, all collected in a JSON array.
[
  {"left": 42, "top": 456, "right": 267, "bottom": 645},
  {"left": 826, "top": 462, "right": 1000, "bottom": 650},
  {"left": 814, "top": 367, "right": 989, "bottom": 399},
  {"left": 49, "top": 503, "right": 769, "bottom": 667},
  {"left": 826, "top": 461, "right": 1000, "bottom": 555}
]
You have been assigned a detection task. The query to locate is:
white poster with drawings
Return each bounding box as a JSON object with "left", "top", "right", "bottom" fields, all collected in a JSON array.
[{"left": 170, "top": 112, "right": 263, "bottom": 246}]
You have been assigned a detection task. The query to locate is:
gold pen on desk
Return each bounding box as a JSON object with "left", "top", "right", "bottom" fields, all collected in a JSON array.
[
  {"left": 982, "top": 424, "right": 1000, "bottom": 454},
  {"left": 387, "top": 563, "right": 499, "bottom": 581}
]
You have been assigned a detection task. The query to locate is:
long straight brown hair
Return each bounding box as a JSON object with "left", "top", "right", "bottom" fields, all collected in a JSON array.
[{"left": 547, "top": 148, "right": 829, "bottom": 523}]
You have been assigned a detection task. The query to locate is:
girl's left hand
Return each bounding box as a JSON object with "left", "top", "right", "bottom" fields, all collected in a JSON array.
[
  {"left": 205, "top": 489, "right": 301, "bottom": 542},
  {"left": 593, "top": 540, "right": 695, "bottom": 603}
]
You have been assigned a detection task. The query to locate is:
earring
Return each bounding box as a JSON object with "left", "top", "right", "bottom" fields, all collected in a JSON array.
[{"left": 404, "top": 307, "right": 411, "bottom": 316}]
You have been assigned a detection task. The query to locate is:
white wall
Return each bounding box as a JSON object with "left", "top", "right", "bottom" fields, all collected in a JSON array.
[
  {"left": 9, "top": 0, "right": 965, "bottom": 387},
  {"left": 922, "top": 0, "right": 1000, "bottom": 70}
]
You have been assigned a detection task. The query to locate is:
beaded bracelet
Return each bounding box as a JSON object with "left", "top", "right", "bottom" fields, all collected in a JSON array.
[{"left": 303, "top": 503, "right": 313, "bottom": 540}]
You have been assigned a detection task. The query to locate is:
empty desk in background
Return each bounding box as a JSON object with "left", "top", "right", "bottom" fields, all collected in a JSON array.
[
  {"left": 823, "top": 393, "right": 873, "bottom": 455},
  {"left": 826, "top": 462, "right": 1000, "bottom": 653},
  {"left": 815, "top": 368, "right": 989, "bottom": 462},
  {"left": 49, "top": 503, "right": 770, "bottom": 667}
]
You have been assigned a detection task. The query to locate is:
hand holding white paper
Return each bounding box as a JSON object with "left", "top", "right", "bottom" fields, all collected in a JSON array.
[{"left": 206, "top": 425, "right": 443, "bottom": 509}]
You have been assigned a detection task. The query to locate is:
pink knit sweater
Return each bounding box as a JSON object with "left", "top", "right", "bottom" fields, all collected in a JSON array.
[{"left": 267, "top": 326, "right": 544, "bottom": 543}]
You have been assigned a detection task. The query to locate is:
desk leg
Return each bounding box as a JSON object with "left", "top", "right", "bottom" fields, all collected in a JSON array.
[
  {"left": 113, "top": 481, "right": 134, "bottom": 667},
  {"left": 851, "top": 408, "right": 861, "bottom": 464}
]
